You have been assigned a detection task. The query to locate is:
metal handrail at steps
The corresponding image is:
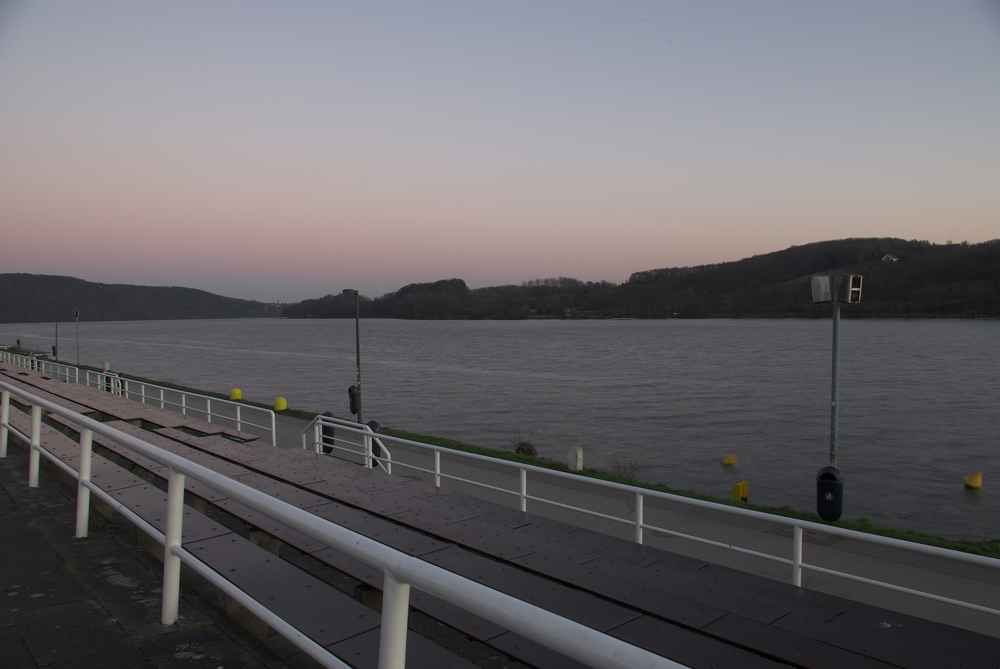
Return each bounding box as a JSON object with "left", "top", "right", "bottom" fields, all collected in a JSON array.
[
  {"left": 0, "top": 380, "right": 682, "bottom": 669},
  {"left": 0, "top": 351, "right": 277, "bottom": 446},
  {"left": 303, "top": 414, "right": 1000, "bottom": 619},
  {"left": 303, "top": 414, "right": 393, "bottom": 475}
]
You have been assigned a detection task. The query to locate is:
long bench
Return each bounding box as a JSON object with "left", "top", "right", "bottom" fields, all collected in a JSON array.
[{"left": 4, "top": 366, "right": 998, "bottom": 669}]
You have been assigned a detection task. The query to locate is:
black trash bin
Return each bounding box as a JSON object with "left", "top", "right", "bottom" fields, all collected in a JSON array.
[
  {"left": 320, "top": 411, "right": 335, "bottom": 454},
  {"left": 347, "top": 385, "right": 360, "bottom": 415},
  {"left": 366, "top": 420, "right": 382, "bottom": 461},
  {"left": 816, "top": 466, "right": 844, "bottom": 522}
]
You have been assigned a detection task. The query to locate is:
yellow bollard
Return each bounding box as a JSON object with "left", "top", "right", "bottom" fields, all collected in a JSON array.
[
  {"left": 274, "top": 397, "right": 287, "bottom": 411},
  {"left": 964, "top": 472, "right": 982, "bottom": 489},
  {"left": 722, "top": 455, "right": 737, "bottom": 466},
  {"left": 733, "top": 481, "right": 748, "bottom": 502},
  {"left": 230, "top": 388, "right": 242, "bottom": 400}
]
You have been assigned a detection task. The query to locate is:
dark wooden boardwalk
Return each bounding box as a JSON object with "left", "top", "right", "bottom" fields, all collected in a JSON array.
[{"left": 2, "top": 366, "right": 996, "bottom": 669}]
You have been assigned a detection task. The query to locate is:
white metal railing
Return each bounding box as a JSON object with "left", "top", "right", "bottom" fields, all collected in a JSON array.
[
  {"left": 301, "top": 416, "right": 1000, "bottom": 619},
  {"left": 0, "top": 380, "right": 682, "bottom": 669},
  {"left": 303, "top": 414, "right": 392, "bottom": 475},
  {"left": 81, "top": 370, "right": 277, "bottom": 446},
  {"left": 0, "top": 352, "right": 276, "bottom": 446},
  {"left": 1, "top": 351, "right": 78, "bottom": 383}
]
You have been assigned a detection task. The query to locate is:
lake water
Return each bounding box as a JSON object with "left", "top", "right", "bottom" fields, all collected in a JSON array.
[{"left": 2, "top": 318, "right": 997, "bottom": 541}]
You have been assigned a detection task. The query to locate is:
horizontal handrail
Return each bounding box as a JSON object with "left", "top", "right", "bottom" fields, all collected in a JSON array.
[
  {"left": 0, "top": 352, "right": 276, "bottom": 446},
  {"left": 301, "top": 416, "right": 1000, "bottom": 617},
  {"left": 0, "top": 380, "right": 680, "bottom": 669},
  {"left": 303, "top": 415, "right": 392, "bottom": 474},
  {"left": 0, "top": 351, "right": 78, "bottom": 382},
  {"left": 82, "top": 370, "right": 277, "bottom": 446}
]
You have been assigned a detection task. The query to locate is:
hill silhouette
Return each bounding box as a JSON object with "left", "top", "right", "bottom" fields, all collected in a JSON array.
[
  {"left": 0, "top": 274, "right": 280, "bottom": 323},
  {"left": 286, "top": 238, "right": 1000, "bottom": 319},
  {"left": 3, "top": 238, "right": 997, "bottom": 324}
]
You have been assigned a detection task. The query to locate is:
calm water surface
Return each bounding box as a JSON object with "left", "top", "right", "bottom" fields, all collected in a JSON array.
[{"left": 2, "top": 318, "right": 997, "bottom": 540}]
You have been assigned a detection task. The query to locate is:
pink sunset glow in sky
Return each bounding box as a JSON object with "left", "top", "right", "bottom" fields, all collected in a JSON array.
[{"left": 1, "top": 1, "right": 998, "bottom": 302}]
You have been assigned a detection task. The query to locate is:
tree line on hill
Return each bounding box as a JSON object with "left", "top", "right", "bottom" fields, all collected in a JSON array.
[
  {"left": 0, "top": 274, "right": 281, "bottom": 323},
  {"left": 4, "top": 238, "right": 996, "bottom": 324},
  {"left": 283, "top": 238, "right": 1000, "bottom": 320}
]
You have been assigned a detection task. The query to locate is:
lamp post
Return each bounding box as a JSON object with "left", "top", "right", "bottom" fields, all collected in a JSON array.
[
  {"left": 810, "top": 274, "right": 862, "bottom": 522},
  {"left": 342, "top": 289, "right": 362, "bottom": 425},
  {"left": 74, "top": 310, "right": 80, "bottom": 366}
]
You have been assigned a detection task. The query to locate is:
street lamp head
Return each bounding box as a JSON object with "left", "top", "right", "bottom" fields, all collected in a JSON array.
[{"left": 342, "top": 289, "right": 358, "bottom": 296}]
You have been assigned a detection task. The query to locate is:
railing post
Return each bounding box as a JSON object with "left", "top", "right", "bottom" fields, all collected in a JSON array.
[
  {"left": 378, "top": 569, "right": 411, "bottom": 669},
  {"left": 206, "top": 398, "right": 211, "bottom": 423},
  {"left": 75, "top": 428, "right": 93, "bottom": 538},
  {"left": 125, "top": 379, "right": 130, "bottom": 399},
  {"left": 792, "top": 525, "right": 803, "bottom": 587},
  {"left": 635, "top": 492, "right": 644, "bottom": 544},
  {"left": 271, "top": 412, "right": 277, "bottom": 447},
  {"left": 162, "top": 467, "right": 186, "bottom": 625},
  {"left": 28, "top": 404, "right": 41, "bottom": 488},
  {"left": 314, "top": 423, "right": 321, "bottom": 454},
  {"left": 141, "top": 383, "right": 146, "bottom": 404},
  {"left": 181, "top": 394, "right": 187, "bottom": 416},
  {"left": 160, "top": 388, "right": 164, "bottom": 409},
  {"left": 0, "top": 389, "right": 9, "bottom": 458},
  {"left": 365, "top": 433, "right": 373, "bottom": 470},
  {"left": 519, "top": 468, "right": 527, "bottom": 513},
  {"left": 236, "top": 405, "right": 241, "bottom": 433},
  {"left": 0, "top": 390, "right": 10, "bottom": 458},
  {"left": 434, "top": 450, "right": 441, "bottom": 489}
]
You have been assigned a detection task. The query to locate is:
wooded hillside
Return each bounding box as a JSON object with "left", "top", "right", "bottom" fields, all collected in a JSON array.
[
  {"left": 285, "top": 238, "right": 1000, "bottom": 319},
  {"left": 4, "top": 238, "right": 996, "bottom": 324},
  {"left": 0, "top": 274, "right": 281, "bottom": 323}
]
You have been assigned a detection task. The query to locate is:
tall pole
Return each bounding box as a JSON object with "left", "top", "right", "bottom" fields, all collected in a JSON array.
[
  {"left": 829, "top": 275, "right": 840, "bottom": 468},
  {"left": 75, "top": 311, "right": 80, "bottom": 366},
  {"left": 54, "top": 319, "right": 59, "bottom": 362},
  {"left": 343, "top": 289, "right": 363, "bottom": 425},
  {"left": 354, "top": 291, "right": 362, "bottom": 425}
]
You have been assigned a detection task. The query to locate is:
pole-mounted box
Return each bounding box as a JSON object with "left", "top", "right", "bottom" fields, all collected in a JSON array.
[{"left": 811, "top": 275, "right": 862, "bottom": 304}]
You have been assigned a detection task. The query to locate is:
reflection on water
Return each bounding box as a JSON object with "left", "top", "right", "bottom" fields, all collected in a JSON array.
[
  {"left": 964, "top": 487, "right": 984, "bottom": 507},
  {"left": 1, "top": 318, "right": 997, "bottom": 541}
]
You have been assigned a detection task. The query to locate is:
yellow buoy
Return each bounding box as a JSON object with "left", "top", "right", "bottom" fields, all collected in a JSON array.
[
  {"left": 964, "top": 472, "right": 982, "bottom": 489},
  {"left": 230, "top": 388, "right": 242, "bottom": 400},
  {"left": 274, "top": 397, "right": 287, "bottom": 411},
  {"left": 722, "top": 455, "right": 737, "bottom": 466}
]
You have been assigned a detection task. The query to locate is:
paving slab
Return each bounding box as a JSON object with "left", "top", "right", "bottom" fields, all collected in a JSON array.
[{"left": 0, "top": 445, "right": 294, "bottom": 669}]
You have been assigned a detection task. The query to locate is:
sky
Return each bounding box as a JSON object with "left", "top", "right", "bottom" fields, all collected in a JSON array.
[{"left": 1, "top": 1, "right": 998, "bottom": 303}]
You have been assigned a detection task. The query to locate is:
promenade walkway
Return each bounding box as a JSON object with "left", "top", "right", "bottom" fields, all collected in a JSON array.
[
  {"left": 2, "top": 366, "right": 998, "bottom": 669},
  {"left": 356, "top": 437, "right": 1000, "bottom": 640},
  {"left": 0, "top": 439, "right": 295, "bottom": 668}
]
